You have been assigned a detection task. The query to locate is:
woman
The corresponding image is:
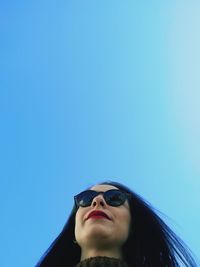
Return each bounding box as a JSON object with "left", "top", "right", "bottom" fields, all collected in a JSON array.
[{"left": 36, "top": 181, "right": 198, "bottom": 267}]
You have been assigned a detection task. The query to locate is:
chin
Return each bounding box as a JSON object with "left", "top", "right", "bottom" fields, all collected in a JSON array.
[
  {"left": 82, "top": 227, "right": 112, "bottom": 243},
  {"left": 88, "top": 225, "right": 110, "bottom": 237}
]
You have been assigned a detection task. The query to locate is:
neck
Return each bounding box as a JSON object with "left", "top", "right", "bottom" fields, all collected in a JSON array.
[{"left": 80, "top": 248, "right": 123, "bottom": 261}]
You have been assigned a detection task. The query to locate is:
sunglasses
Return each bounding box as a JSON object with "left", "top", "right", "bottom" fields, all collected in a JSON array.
[{"left": 74, "top": 189, "right": 130, "bottom": 208}]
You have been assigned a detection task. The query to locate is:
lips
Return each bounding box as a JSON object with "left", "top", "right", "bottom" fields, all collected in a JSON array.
[{"left": 87, "top": 210, "right": 111, "bottom": 220}]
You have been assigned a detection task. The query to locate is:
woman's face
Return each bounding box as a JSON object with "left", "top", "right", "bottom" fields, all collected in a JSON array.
[{"left": 75, "top": 184, "right": 131, "bottom": 252}]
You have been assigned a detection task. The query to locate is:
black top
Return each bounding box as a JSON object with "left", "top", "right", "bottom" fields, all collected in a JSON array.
[{"left": 75, "top": 256, "right": 129, "bottom": 267}]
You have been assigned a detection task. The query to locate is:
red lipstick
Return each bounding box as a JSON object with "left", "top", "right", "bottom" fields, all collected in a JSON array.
[{"left": 87, "top": 210, "right": 111, "bottom": 220}]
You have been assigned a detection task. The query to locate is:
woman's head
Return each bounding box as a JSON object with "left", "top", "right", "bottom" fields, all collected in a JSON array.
[
  {"left": 36, "top": 181, "right": 198, "bottom": 267},
  {"left": 74, "top": 184, "right": 131, "bottom": 260}
]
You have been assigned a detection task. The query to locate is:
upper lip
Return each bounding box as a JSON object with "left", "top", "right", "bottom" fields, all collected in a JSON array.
[{"left": 87, "top": 210, "right": 111, "bottom": 220}]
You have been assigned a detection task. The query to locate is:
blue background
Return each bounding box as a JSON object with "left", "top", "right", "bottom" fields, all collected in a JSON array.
[{"left": 1, "top": 1, "right": 200, "bottom": 266}]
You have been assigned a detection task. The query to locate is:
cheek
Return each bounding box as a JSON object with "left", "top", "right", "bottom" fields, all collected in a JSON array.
[
  {"left": 74, "top": 212, "right": 81, "bottom": 237},
  {"left": 118, "top": 211, "right": 131, "bottom": 238},
  {"left": 74, "top": 209, "right": 86, "bottom": 240}
]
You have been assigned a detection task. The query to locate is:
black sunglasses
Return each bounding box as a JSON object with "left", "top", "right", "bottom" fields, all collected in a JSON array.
[{"left": 74, "top": 189, "right": 130, "bottom": 207}]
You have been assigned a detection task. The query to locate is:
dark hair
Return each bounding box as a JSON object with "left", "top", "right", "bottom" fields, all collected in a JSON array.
[{"left": 36, "top": 181, "right": 198, "bottom": 267}]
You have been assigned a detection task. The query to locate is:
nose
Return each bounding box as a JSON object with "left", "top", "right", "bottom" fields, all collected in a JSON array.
[{"left": 92, "top": 194, "right": 106, "bottom": 207}]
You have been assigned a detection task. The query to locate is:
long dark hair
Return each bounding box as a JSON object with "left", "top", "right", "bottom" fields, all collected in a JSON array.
[{"left": 36, "top": 181, "right": 198, "bottom": 267}]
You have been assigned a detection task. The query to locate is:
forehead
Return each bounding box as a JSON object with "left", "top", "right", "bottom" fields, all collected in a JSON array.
[{"left": 90, "top": 184, "right": 119, "bottom": 192}]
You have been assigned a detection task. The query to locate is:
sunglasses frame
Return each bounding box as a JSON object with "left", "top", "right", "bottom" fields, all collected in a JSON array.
[{"left": 74, "top": 189, "right": 131, "bottom": 208}]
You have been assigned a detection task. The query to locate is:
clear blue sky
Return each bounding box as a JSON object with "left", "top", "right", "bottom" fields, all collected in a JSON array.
[{"left": 1, "top": 1, "right": 200, "bottom": 266}]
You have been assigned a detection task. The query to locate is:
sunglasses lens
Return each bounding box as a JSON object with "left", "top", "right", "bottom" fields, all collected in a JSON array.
[
  {"left": 105, "top": 190, "right": 127, "bottom": 206},
  {"left": 75, "top": 190, "right": 97, "bottom": 207}
]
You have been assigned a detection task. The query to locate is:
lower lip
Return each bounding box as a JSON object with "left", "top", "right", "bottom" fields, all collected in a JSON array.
[{"left": 89, "top": 215, "right": 109, "bottom": 220}]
